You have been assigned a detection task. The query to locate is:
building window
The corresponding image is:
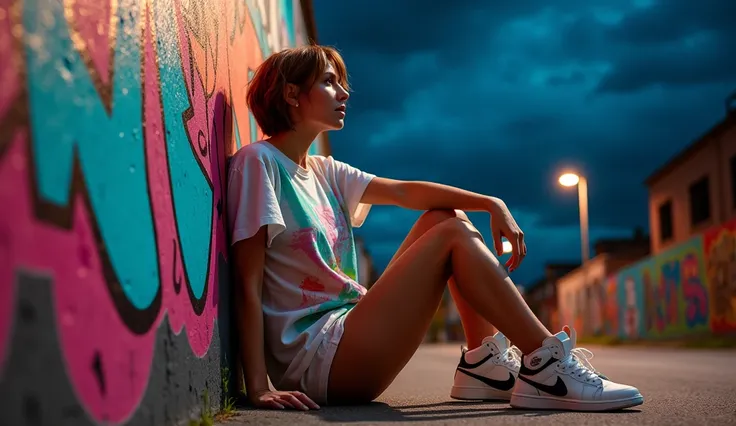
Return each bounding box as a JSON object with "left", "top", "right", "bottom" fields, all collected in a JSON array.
[
  {"left": 731, "top": 155, "right": 736, "bottom": 209},
  {"left": 689, "top": 176, "right": 711, "bottom": 227},
  {"left": 659, "top": 200, "right": 673, "bottom": 243}
]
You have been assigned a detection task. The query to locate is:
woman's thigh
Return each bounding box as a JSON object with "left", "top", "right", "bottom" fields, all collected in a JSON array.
[{"left": 326, "top": 217, "right": 480, "bottom": 404}]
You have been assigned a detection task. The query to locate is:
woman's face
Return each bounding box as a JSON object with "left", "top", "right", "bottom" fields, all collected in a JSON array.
[{"left": 298, "top": 62, "right": 349, "bottom": 131}]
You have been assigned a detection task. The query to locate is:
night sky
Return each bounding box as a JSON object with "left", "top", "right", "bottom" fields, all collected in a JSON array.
[{"left": 312, "top": 0, "right": 736, "bottom": 287}]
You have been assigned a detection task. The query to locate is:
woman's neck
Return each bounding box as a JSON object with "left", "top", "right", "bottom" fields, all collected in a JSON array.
[{"left": 267, "top": 128, "right": 321, "bottom": 168}]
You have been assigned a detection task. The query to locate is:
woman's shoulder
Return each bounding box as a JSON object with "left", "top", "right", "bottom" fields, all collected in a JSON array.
[
  {"left": 307, "top": 154, "right": 338, "bottom": 176},
  {"left": 307, "top": 153, "right": 339, "bottom": 169},
  {"left": 229, "top": 141, "right": 278, "bottom": 171}
]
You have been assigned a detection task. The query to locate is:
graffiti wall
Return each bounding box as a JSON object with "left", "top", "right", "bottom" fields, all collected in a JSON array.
[
  {"left": 704, "top": 219, "right": 736, "bottom": 333},
  {"left": 0, "top": 0, "right": 318, "bottom": 424},
  {"left": 559, "top": 218, "right": 736, "bottom": 340}
]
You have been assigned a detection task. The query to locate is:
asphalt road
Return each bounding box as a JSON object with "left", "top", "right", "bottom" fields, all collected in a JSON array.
[{"left": 220, "top": 343, "right": 736, "bottom": 425}]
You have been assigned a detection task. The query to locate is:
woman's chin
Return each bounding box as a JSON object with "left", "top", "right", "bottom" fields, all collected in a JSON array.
[{"left": 328, "top": 120, "right": 345, "bottom": 131}]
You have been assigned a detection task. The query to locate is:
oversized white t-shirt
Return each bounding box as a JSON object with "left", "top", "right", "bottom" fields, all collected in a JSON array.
[{"left": 227, "top": 140, "right": 375, "bottom": 390}]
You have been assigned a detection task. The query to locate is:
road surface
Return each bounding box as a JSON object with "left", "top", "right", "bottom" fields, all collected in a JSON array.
[{"left": 220, "top": 343, "right": 736, "bottom": 425}]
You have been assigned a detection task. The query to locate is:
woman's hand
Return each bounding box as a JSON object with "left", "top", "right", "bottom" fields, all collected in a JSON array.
[
  {"left": 489, "top": 197, "right": 527, "bottom": 273},
  {"left": 249, "top": 389, "right": 321, "bottom": 411}
]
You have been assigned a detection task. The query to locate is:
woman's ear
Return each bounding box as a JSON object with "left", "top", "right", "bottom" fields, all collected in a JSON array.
[{"left": 284, "top": 83, "right": 300, "bottom": 107}]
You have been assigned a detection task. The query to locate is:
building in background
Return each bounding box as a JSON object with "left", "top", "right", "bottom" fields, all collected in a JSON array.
[
  {"left": 525, "top": 263, "right": 580, "bottom": 332},
  {"left": 646, "top": 94, "right": 736, "bottom": 255},
  {"left": 555, "top": 91, "right": 736, "bottom": 341},
  {"left": 556, "top": 230, "right": 650, "bottom": 336}
]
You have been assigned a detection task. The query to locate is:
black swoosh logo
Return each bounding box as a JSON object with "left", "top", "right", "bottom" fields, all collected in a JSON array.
[
  {"left": 518, "top": 375, "right": 568, "bottom": 397},
  {"left": 456, "top": 368, "right": 516, "bottom": 391},
  {"left": 459, "top": 351, "right": 494, "bottom": 369}
]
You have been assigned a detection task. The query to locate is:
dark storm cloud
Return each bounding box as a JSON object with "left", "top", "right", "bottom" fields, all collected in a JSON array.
[
  {"left": 551, "top": 0, "right": 736, "bottom": 93},
  {"left": 316, "top": 1, "right": 538, "bottom": 54},
  {"left": 313, "top": 0, "right": 736, "bottom": 284},
  {"left": 607, "top": 0, "right": 736, "bottom": 45}
]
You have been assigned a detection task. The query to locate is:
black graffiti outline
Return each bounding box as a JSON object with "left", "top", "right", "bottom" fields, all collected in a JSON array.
[
  {"left": 150, "top": 0, "right": 220, "bottom": 316},
  {"left": 18, "top": 0, "right": 164, "bottom": 335},
  {"left": 172, "top": 239, "right": 183, "bottom": 294}
]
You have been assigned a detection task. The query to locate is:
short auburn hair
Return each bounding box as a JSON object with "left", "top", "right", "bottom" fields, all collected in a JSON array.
[{"left": 246, "top": 44, "right": 350, "bottom": 136}]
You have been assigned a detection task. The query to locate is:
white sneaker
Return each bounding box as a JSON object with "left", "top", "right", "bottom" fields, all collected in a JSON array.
[
  {"left": 510, "top": 326, "right": 644, "bottom": 411},
  {"left": 450, "top": 331, "right": 521, "bottom": 401}
]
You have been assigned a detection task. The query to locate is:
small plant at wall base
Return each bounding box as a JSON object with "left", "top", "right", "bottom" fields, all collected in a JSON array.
[
  {"left": 215, "top": 367, "right": 238, "bottom": 421},
  {"left": 189, "top": 390, "right": 214, "bottom": 426}
]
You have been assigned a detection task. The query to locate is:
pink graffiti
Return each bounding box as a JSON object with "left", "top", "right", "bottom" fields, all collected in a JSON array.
[
  {"left": 1, "top": 130, "right": 159, "bottom": 423},
  {"left": 157, "top": 0, "right": 225, "bottom": 352},
  {"left": 66, "top": 0, "right": 115, "bottom": 87},
  {"left": 0, "top": 0, "right": 20, "bottom": 372},
  {"left": 175, "top": 0, "right": 224, "bottom": 185},
  {"left": 0, "top": 133, "right": 20, "bottom": 373},
  {"left": 604, "top": 277, "right": 619, "bottom": 335},
  {"left": 0, "top": 4, "right": 225, "bottom": 424}
]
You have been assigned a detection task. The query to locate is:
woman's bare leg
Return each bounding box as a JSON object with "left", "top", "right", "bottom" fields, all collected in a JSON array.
[
  {"left": 327, "top": 215, "right": 551, "bottom": 404},
  {"left": 383, "top": 209, "right": 496, "bottom": 349}
]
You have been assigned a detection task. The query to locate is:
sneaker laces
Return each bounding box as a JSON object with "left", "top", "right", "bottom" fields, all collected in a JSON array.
[
  {"left": 562, "top": 325, "right": 608, "bottom": 381},
  {"left": 504, "top": 346, "right": 522, "bottom": 369},
  {"left": 563, "top": 347, "right": 602, "bottom": 383}
]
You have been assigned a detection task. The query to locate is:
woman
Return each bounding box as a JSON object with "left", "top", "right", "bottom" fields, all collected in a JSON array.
[{"left": 227, "top": 44, "right": 643, "bottom": 412}]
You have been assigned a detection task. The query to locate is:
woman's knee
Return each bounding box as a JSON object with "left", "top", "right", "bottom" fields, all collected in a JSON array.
[
  {"left": 417, "top": 209, "right": 470, "bottom": 228},
  {"left": 434, "top": 216, "right": 479, "bottom": 241}
]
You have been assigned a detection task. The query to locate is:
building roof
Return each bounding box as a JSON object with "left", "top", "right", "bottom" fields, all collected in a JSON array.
[{"left": 645, "top": 95, "right": 736, "bottom": 187}]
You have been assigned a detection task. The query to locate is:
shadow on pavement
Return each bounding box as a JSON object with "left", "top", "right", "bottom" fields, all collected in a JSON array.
[{"left": 252, "top": 400, "right": 643, "bottom": 423}]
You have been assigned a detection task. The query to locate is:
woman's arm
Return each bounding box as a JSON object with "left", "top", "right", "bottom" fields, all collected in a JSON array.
[
  {"left": 232, "top": 226, "right": 271, "bottom": 398},
  {"left": 361, "top": 177, "right": 498, "bottom": 212},
  {"left": 360, "top": 176, "right": 528, "bottom": 270},
  {"left": 232, "top": 226, "right": 320, "bottom": 410}
]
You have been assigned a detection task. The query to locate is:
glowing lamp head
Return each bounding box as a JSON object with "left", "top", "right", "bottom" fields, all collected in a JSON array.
[{"left": 559, "top": 173, "right": 580, "bottom": 187}]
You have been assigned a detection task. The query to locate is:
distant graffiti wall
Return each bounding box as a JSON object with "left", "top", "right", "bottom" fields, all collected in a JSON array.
[
  {"left": 559, "top": 218, "right": 736, "bottom": 340},
  {"left": 0, "top": 0, "right": 318, "bottom": 425}
]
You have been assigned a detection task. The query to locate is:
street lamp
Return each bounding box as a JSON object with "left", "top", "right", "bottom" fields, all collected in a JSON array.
[{"left": 558, "top": 172, "right": 589, "bottom": 263}]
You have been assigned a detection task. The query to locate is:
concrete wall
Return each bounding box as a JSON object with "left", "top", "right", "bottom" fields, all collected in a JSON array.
[
  {"left": 558, "top": 217, "right": 736, "bottom": 340},
  {"left": 0, "top": 0, "right": 319, "bottom": 424},
  {"left": 648, "top": 118, "right": 736, "bottom": 255}
]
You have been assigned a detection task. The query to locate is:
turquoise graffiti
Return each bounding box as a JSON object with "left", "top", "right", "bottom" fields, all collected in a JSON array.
[
  {"left": 1, "top": 0, "right": 320, "bottom": 423},
  {"left": 649, "top": 237, "right": 709, "bottom": 337},
  {"left": 617, "top": 262, "right": 647, "bottom": 339},
  {"left": 24, "top": 0, "right": 162, "bottom": 328},
  {"left": 560, "top": 231, "right": 717, "bottom": 341}
]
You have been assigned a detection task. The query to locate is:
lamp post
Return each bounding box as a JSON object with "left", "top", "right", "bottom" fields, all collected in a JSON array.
[{"left": 558, "top": 173, "right": 589, "bottom": 264}]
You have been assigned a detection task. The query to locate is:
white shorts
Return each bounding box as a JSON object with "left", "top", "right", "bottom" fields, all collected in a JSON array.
[{"left": 298, "top": 311, "right": 348, "bottom": 405}]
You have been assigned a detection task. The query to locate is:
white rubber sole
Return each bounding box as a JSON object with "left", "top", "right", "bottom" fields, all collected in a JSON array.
[
  {"left": 450, "top": 385, "right": 512, "bottom": 402},
  {"left": 510, "top": 392, "right": 644, "bottom": 412}
]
